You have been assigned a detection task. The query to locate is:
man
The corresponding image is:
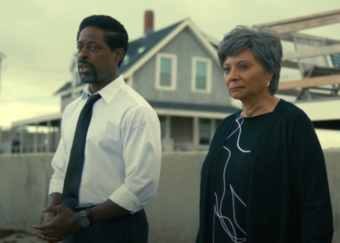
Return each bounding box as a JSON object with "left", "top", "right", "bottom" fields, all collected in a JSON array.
[{"left": 32, "top": 15, "right": 162, "bottom": 243}]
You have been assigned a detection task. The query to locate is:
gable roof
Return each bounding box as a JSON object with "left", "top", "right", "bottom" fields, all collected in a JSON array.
[
  {"left": 54, "top": 21, "right": 184, "bottom": 95},
  {"left": 202, "top": 33, "right": 220, "bottom": 49},
  {"left": 119, "top": 20, "right": 184, "bottom": 74},
  {"left": 122, "top": 18, "right": 220, "bottom": 79},
  {"left": 54, "top": 18, "right": 220, "bottom": 96}
]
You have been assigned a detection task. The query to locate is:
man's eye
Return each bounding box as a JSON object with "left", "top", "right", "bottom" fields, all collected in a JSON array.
[{"left": 90, "top": 46, "right": 98, "bottom": 50}]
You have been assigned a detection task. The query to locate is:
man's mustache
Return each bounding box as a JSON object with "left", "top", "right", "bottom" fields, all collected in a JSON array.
[{"left": 78, "top": 60, "right": 96, "bottom": 70}]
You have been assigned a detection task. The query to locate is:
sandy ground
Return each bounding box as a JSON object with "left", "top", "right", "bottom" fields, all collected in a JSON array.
[
  {"left": 0, "top": 233, "right": 43, "bottom": 243},
  {"left": 0, "top": 230, "right": 45, "bottom": 243}
]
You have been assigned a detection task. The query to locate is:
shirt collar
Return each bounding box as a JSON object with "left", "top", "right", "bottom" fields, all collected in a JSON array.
[{"left": 82, "top": 75, "right": 125, "bottom": 104}]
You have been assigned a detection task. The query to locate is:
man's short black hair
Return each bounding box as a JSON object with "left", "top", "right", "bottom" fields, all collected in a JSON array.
[{"left": 77, "top": 15, "right": 129, "bottom": 67}]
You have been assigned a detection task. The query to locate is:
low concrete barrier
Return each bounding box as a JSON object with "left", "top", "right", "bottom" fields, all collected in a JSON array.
[{"left": 0, "top": 150, "right": 339, "bottom": 242}]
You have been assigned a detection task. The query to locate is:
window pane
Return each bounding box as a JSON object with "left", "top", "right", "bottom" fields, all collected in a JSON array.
[
  {"left": 196, "top": 76, "right": 207, "bottom": 90},
  {"left": 199, "top": 118, "right": 211, "bottom": 145},
  {"left": 195, "top": 61, "right": 207, "bottom": 90},
  {"left": 160, "top": 57, "right": 172, "bottom": 73},
  {"left": 160, "top": 73, "right": 171, "bottom": 87},
  {"left": 160, "top": 57, "right": 172, "bottom": 87},
  {"left": 196, "top": 61, "right": 207, "bottom": 76}
]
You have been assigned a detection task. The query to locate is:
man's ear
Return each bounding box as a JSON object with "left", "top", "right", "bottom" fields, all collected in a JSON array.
[{"left": 114, "top": 48, "right": 125, "bottom": 63}]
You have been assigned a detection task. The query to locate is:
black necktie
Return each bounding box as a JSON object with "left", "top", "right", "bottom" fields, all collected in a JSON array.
[{"left": 61, "top": 94, "right": 102, "bottom": 209}]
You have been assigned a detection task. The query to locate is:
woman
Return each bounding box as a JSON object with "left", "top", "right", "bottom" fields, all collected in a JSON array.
[{"left": 196, "top": 26, "right": 333, "bottom": 243}]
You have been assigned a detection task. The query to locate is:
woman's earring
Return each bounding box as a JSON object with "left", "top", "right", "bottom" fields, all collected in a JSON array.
[{"left": 266, "top": 82, "right": 270, "bottom": 87}]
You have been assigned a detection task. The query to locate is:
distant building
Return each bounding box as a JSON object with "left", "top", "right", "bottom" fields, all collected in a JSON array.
[
  {"left": 0, "top": 127, "right": 57, "bottom": 154},
  {"left": 12, "top": 10, "right": 240, "bottom": 153},
  {"left": 13, "top": 9, "right": 340, "bottom": 153}
]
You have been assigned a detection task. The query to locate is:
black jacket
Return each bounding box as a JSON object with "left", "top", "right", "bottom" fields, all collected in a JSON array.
[{"left": 196, "top": 99, "right": 333, "bottom": 243}]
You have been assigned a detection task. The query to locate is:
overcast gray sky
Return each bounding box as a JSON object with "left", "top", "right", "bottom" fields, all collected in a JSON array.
[{"left": 0, "top": 0, "right": 340, "bottom": 128}]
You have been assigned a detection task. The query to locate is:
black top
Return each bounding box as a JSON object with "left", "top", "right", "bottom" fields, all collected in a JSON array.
[
  {"left": 208, "top": 112, "right": 273, "bottom": 243},
  {"left": 209, "top": 113, "right": 272, "bottom": 243},
  {"left": 197, "top": 99, "right": 333, "bottom": 243}
]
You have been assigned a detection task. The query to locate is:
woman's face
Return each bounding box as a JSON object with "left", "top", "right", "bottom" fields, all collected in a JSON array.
[{"left": 222, "top": 48, "right": 273, "bottom": 101}]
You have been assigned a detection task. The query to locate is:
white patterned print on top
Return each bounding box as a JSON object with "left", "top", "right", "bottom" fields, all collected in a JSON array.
[{"left": 213, "top": 115, "right": 250, "bottom": 243}]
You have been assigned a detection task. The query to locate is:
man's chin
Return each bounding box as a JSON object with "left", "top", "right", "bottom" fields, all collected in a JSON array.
[
  {"left": 79, "top": 72, "right": 98, "bottom": 83},
  {"left": 81, "top": 80, "right": 97, "bottom": 84},
  {"left": 80, "top": 76, "right": 97, "bottom": 84}
]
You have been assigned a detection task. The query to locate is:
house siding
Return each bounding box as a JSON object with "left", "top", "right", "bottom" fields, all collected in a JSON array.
[{"left": 132, "top": 27, "right": 231, "bottom": 106}]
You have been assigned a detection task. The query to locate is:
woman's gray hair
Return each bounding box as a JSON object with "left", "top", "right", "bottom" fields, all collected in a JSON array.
[{"left": 218, "top": 26, "right": 283, "bottom": 95}]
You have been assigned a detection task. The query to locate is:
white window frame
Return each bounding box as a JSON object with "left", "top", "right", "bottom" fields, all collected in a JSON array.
[
  {"left": 191, "top": 57, "right": 212, "bottom": 93},
  {"left": 155, "top": 53, "right": 177, "bottom": 91}
]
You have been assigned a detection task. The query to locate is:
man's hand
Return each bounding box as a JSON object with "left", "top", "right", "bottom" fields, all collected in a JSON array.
[
  {"left": 32, "top": 205, "right": 81, "bottom": 242},
  {"left": 40, "top": 212, "right": 58, "bottom": 243}
]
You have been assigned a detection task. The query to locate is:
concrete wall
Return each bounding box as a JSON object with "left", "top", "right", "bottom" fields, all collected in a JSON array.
[
  {"left": 0, "top": 154, "right": 54, "bottom": 232},
  {"left": 0, "top": 150, "right": 339, "bottom": 242}
]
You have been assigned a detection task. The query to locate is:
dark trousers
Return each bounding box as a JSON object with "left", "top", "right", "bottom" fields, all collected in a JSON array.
[{"left": 62, "top": 209, "right": 148, "bottom": 243}]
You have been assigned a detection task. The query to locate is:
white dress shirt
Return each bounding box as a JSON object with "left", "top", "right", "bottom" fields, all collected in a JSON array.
[{"left": 48, "top": 75, "right": 162, "bottom": 213}]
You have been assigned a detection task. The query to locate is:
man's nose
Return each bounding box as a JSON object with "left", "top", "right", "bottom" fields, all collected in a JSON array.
[{"left": 78, "top": 47, "right": 89, "bottom": 59}]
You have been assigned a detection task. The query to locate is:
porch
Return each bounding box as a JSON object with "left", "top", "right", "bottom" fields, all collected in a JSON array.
[
  {"left": 8, "top": 102, "right": 239, "bottom": 153},
  {"left": 159, "top": 115, "right": 223, "bottom": 151},
  {"left": 10, "top": 113, "right": 62, "bottom": 153}
]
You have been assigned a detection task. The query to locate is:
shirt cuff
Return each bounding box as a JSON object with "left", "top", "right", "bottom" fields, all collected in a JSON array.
[
  {"left": 109, "top": 185, "right": 141, "bottom": 213},
  {"left": 48, "top": 180, "right": 64, "bottom": 196}
]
